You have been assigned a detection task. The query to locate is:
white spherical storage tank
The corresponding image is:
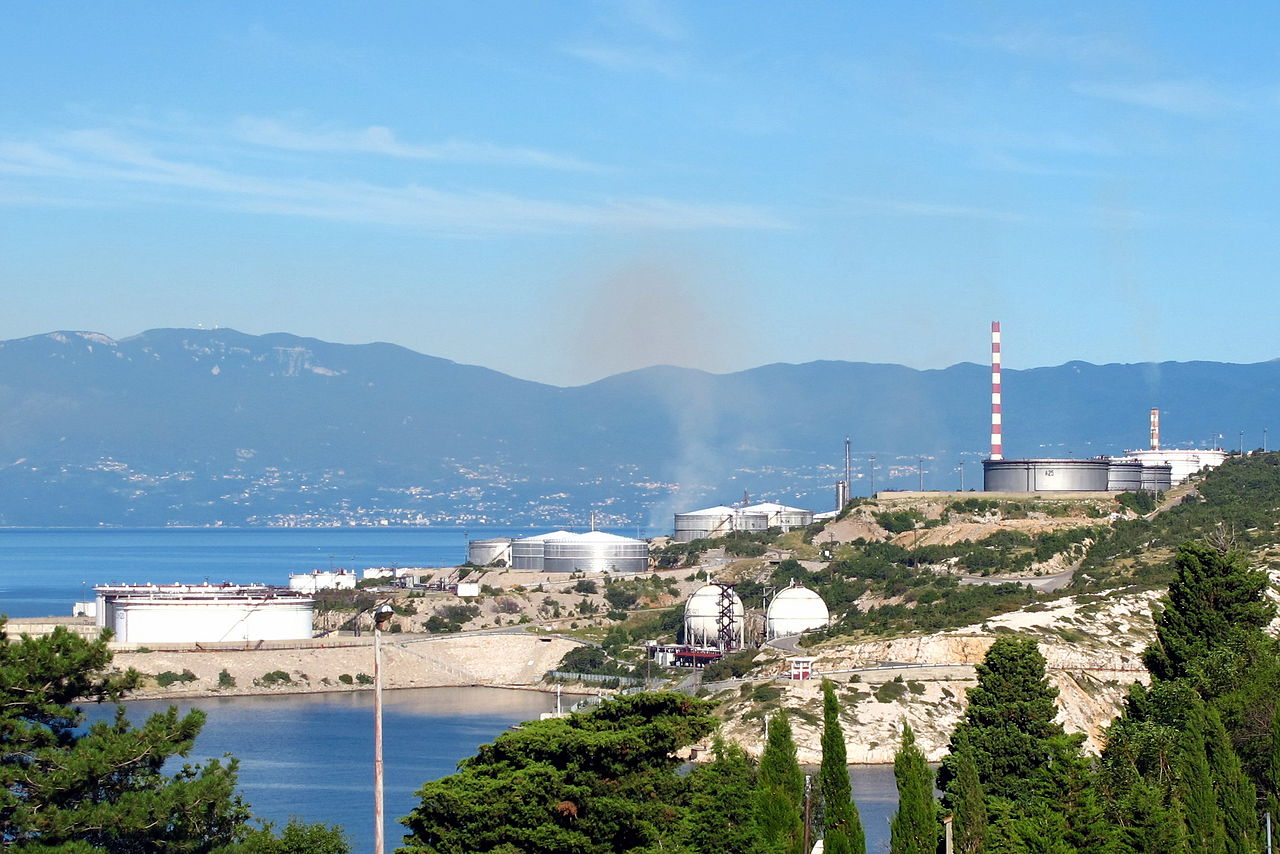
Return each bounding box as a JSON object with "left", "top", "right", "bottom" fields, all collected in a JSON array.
[
  {"left": 95, "top": 584, "right": 314, "bottom": 644},
  {"left": 683, "top": 582, "right": 745, "bottom": 649},
  {"left": 766, "top": 582, "right": 830, "bottom": 638}
]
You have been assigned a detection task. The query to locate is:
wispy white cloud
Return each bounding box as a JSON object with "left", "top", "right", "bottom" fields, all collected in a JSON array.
[
  {"left": 1073, "top": 79, "right": 1236, "bottom": 116},
  {"left": 842, "top": 196, "right": 1028, "bottom": 223},
  {"left": 0, "top": 129, "right": 785, "bottom": 234},
  {"left": 232, "top": 117, "right": 602, "bottom": 172},
  {"left": 561, "top": 43, "right": 687, "bottom": 78},
  {"left": 948, "top": 25, "right": 1146, "bottom": 67},
  {"left": 615, "top": 0, "right": 688, "bottom": 42}
]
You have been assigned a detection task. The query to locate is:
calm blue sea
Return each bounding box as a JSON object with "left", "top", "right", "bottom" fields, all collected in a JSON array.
[{"left": 2, "top": 528, "right": 898, "bottom": 853}]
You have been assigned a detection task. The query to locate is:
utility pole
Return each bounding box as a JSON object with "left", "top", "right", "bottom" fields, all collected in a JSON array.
[{"left": 373, "top": 603, "right": 394, "bottom": 854}]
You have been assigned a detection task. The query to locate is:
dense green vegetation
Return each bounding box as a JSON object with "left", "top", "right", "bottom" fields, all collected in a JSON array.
[{"left": 0, "top": 619, "right": 347, "bottom": 853}]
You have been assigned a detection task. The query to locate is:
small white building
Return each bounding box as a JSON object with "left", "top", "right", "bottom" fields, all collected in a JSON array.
[
  {"left": 94, "top": 583, "right": 314, "bottom": 644},
  {"left": 288, "top": 569, "right": 358, "bottom": 593}
]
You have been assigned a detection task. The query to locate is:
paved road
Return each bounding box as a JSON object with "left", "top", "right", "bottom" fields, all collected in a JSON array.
[{"left": 959, "top": 566, "right": 1076, "bottom": 592}]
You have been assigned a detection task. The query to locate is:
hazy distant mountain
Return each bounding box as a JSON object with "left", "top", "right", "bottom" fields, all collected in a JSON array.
[{"left": 0, "top": 329, "right": 1275, "bottom": 528}]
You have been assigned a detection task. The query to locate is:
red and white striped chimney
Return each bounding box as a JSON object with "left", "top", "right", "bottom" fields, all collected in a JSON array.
[
  {"left": 990, "top": 321, "right": 1003, "bottom": 460},
  {"left": 1150, "top": 407, "right": 1160, "bottom": 451}
]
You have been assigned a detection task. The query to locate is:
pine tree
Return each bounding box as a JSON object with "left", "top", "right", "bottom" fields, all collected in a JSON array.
[
  {"left": 1144, "top": 541, "right": 1275, "bottom": 683},
  {"left": 1202, "top": 706, "right": 1259, "bottom": 854},
  {"left": 946, "top": 744, "right": 987, "bottom": 854},
  {"left": 754, "top": 711, "right": 806, "bottom": 854},
  {"left": 0, "top": 620, "right": 347, "bottom": 853},
  {"left": 938, "top": 636, "right": 1068, "bottom": 800},
  {"left": 889, "top": 724, "right": 937, "bottom": 854},
  {"left": 819, "top": 680, "right": 863, "bottom": 854}
]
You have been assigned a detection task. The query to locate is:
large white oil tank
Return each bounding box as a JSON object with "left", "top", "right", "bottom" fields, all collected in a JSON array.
[
  {"left": 468, "top": 537, "right": 513, "bottom": 567},
  {"left": 542, "top": 531, "right": 649, "bottom": 573},
  {"left": 766, "top": 582, "right": 830, "bottom": 638},
  {"left": 510, "top": 531, "right": 573, "bottom": 570},
  {"left": 673, "top": 507, "right": 737, "bottom": 542},
  {"left": 288, "top": 569, "right": 357, "bottom": 593},
  {"left": 741, "top": 502, "right": 815, "bottom": 531},
  {"left": 683, "top": 583, "right": 745, "bottom": 649},
  {"left": 94, "top": 583, "right": 313, "bottom": 644},
  {"left": 1123, "top": 448, "right": 1227, "bottom": 485}
]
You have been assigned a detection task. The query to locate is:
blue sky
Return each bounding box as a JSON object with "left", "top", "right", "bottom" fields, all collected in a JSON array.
[{"left": 2, "top": 2, "right": 1277, "bottom": 385}]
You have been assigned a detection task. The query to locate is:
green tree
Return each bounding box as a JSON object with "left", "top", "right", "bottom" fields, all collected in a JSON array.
[
  {"left": 400, "top": 692, "right": 717, "bottom": 854},
  {"left": 753, "top": 712, "right": 805, "bottom": 854},
  {"left": 679, "top": 737, "right": 758, "bottom": 854},
  {"left": 944, "top": 744, "right": 986, "bottom": 854},
  {"left": 1144, "top": 541, "right": 1275, "bottom": 684},
  {"left": 1176, "top": 702, "right": 1226, "bottom": 854},
  {"left": 1202, "top": 706, "right": 1259, "bottom": 854},
  {"left": 889, "top": 724, "right": 936, "bottom": 854},
  {"left": 819, "top": 680, "right": 863, "bottom": 854},
  {"left": 0, "top": 620, "right": 344, "bottom": 854},
  {"left": 938, "top": 636, "right": 1072, "bottom": 800}
]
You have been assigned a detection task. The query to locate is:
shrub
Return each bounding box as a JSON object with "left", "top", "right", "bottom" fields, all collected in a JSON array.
[
  {"left": 874, "top": 680, "right": 908, "bottom": 702},
  {"left": 356, "top": 673, "right": 374, "bottom": 685},
  {"left": 217, "top": 669, "right": 236, "bottom": 689},
  {"left": 155, "top": 669, "right": 197, "bottom": 688},
  {"left": 573, "top": 579, "right": 598, "bottom": 594},
  {"left": 338, "top": 673, "right": 354, "bottom": 685},
  {"left": 255, "top": 670, "right": 293, "bottom": 687}
]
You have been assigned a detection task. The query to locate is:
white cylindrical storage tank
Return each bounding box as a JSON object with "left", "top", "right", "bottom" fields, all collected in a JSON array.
[
  {"left": 766, "top": 583, "right": 830, "bottom": 638},
  {"left": 1107, "top": 460, "right": 1144, "bottom": 492},
  {"left": 510, "top": 531, "right": 572, "bottom": 570},
  {"left": 542, "top": 531, "right": 649, "bottom": 574},
  {"left": 731, "top": 512, "right": 770, "bottom": 533},
  {"left": 673, "top": 507, "right": 736, "bottom": 542},
  {"left": 984, "top": 459, "right": 1111, "bottom": 492},
  {"left": 1124, "top": 448, "right": 1227, "bottom": 485},
  {"left": 1139, "top": 463, "right": 1173, "bottom": 493},
  {"left": 468, "top": 537, "right": 512, "bottom": 566},
  {"left": 741, "top": 503, "right": 815, "bottom": 531},
  {"left": 683, "top": 583, "right": 745, "bottom": 649},
  {"left": 95, "top": 584, "right": 313, "bottom": 644}
]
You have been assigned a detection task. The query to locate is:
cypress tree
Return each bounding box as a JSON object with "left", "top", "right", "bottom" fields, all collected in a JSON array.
[
  {"left": 819, "top": 679, "right": 864, "bottom": 854},
  {"left": 1203, "top": 706, "right": 1259, "bottom": 854},
  {"left": 946, "top": 744, "right": 986, "bottom": 854},
  {"left": 889, "top": 724, "right": 937, "bottom": 854},
  {"left": 754, "top": 711, "right": 805, "bottom": 854},
  {"left": 1176, "top": 701, "right": 1226, "bottom": 854}
]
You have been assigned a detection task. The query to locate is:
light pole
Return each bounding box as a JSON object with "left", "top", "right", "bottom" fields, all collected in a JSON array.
[{"left": 373, "top": 603, "right": 394, "bottom": 854}]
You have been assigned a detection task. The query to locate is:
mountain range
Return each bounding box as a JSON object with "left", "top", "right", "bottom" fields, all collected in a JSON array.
[{"left": 0, "top": 328, "right": 1275, "bottom": 528}]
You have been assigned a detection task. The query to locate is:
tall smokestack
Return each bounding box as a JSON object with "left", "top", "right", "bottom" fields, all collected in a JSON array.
[
  {"left": 990, "top": 321, "right": 1002, "bottom": 460},
  {"left": 844, "top": 437, "right": 851, "bottom": 489},
  {"left": 1150, "top": 408, "right": 1160, "bottom": 451}
]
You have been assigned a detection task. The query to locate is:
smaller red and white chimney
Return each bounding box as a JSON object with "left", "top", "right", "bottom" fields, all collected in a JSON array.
[
  {"left": 1150, "top": 408, "right": 1160, "bottom": 451},
  {"left": 990, "top": 321, "right": 1002, "bottom": 460}
]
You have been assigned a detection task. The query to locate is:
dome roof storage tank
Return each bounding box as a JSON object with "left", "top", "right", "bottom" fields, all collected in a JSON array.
[
  {"left": 510, "top": 531, "right": 573, "bottom": 571},
  {"left": 542, "top": 531, "right": 649, "bottom": 574},
  {"left": 673, "top": 506, "right": 736, "bottom": 543},
  {"left": 766, "top": 582, "right": 830, "bottom": 638},
  {"left": 683, "top": 582, "right": 745, "bottom": 649},
  {"left": 468, "top": 537, "right": 512, "bottom": 567}
]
